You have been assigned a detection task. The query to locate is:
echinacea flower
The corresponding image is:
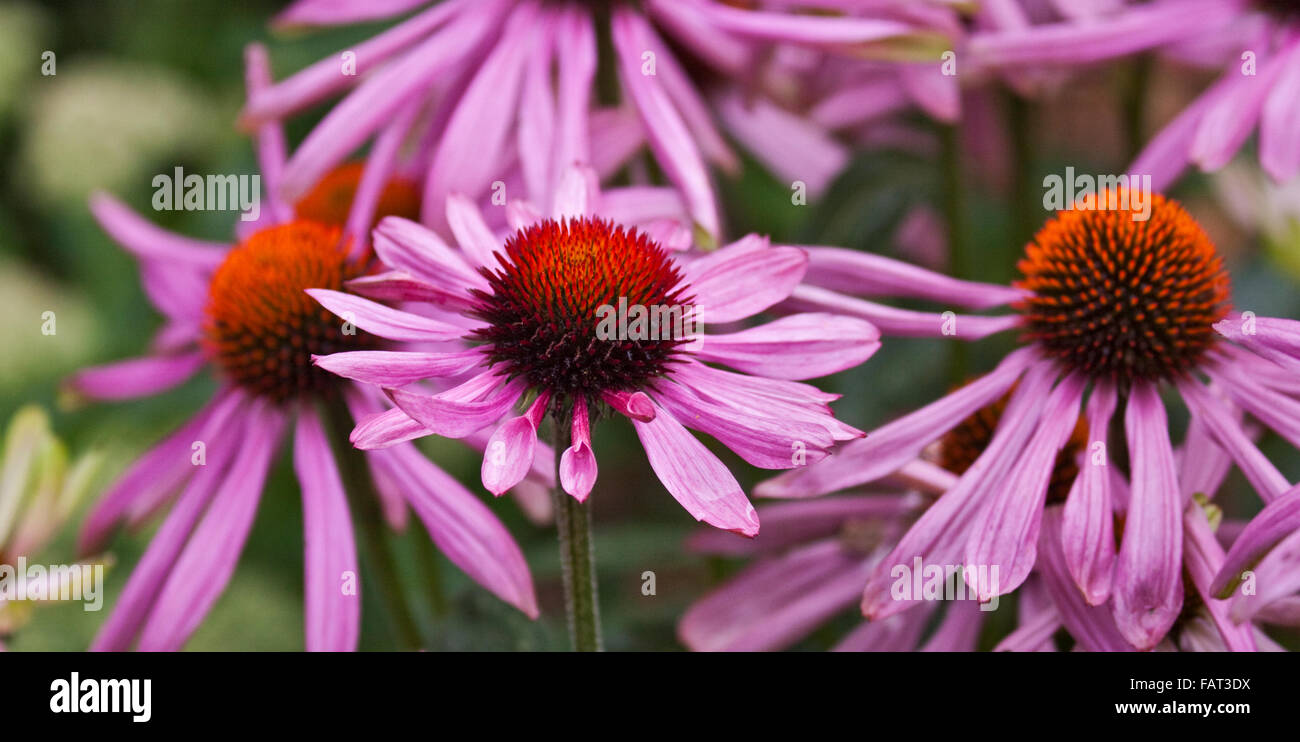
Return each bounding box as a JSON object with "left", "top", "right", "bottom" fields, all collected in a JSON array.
[
  {"left": 66, "top": 45, "right": 537, "bottom": 652},
  {"left": 241, "top": 0, "right": 952, "bottom": 242},
  {"left": 310, "top": 165, "right": 879, "bottom": 537},
  {"left": 758, "top": 189, "right": 1300, "bottom": 650},
  {"left": 967, "top": 0, "right": 1300, "bottom": 188},
  {"left": 0, "top": 406, "right": 104, "bottom": 650}
]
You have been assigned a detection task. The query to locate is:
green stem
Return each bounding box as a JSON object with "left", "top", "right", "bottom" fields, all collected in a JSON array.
[
  {"left": 412, "top": 519, "right": 448, "bottom": 619},
  {"left": 322, "top": 400, "right": 423, "bottom": 651},
  {"left": 551, "top": 412, "right": 602, "bottom": 651},
  {"left": 1007, "top": 92, "right": 1037, "bottom": 263}
]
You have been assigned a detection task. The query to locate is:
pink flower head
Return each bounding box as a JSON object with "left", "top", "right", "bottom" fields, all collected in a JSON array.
[
  {"left": 310, "top": 165, "right": 879, "bottom": 537},
  {"left": 758, "top": 189, "right": 1300, "bottom": 650},
  {"left": 240, "top": 0, "right": 957, "bottom": 242},
  {"left": 65, "top": 45, "right": 538, "bottom": 652}
]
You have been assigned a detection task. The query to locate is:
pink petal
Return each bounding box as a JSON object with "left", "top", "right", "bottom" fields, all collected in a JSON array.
[
  {"left": 134, "top": 403, "right": 285, "bottom": 651},
  {"left": 1061, "top": 380, "right": 1117, "bottom": 605},
  {"left": 632, "top": 402, "right": 758, "bottom": 537},
  {"left": 295, "top": 407, "right": 360, "bottom": 652},
  {"left": 1112, "top": 381, "right": 1183, "bottom": 651},
  {"left": 67, "top": 352, "right": 206, "bottom": 402},
  {"left": 611, "top": 7, "right": 719, "bottom": 240},
  {"left": 481, "top": 393, "right": 548, "bottom": 496},
  {"left": 798, "top": 245, "right": 1023, "bottom": 308},
  {"left": 90, "top": 404, "right": 250, "bottom": 651},
  {"left": 559, "top": 397, "right": 597, "bottom": 502},
  {"left": 386, "top": 373, "right": 524, "bottom": 438},
  {"left": 306, "top": 288, "right": 467, "bottom": 343},
  {"left": 89, "top": 192, "right": 227, "bottom": 268},
  {"left": 369, "top": 442, "right": 538, "bottom": 617},
  {"left": 679, "top": 540, "right": 873, "bottom": 652},
  {"left": 756, "top": 348, "right": 1036, "bottom": 498},
  {"left": 694, "top": 313, "right": 879, "bottom": 380},
  {"left": 314, "top": 348, "right": 483, "bottom": 387},
  {"left": 965, "top": 373, "right": 1085, "bottom": 599},
  {"left": 683, "top": 238, "right": 807, "bottom": 323}
]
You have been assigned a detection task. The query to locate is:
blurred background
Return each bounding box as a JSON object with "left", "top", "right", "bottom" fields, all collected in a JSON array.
[{"left": 2, "top": 0, "right": 1298, "bottom": 650}]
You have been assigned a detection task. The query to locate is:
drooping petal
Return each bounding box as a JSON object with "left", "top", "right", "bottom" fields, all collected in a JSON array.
[
  {"left": 350, "top": 407, "right": 430, "bottom": 450},
  {"left": 1061, "top": 380, "right": 1117, "bottom": 605},
  {"left": 386, "top": 373, "right": 525, "bottom": 438},
  {"left": 369, "top": 442, "right": 538, "bottom": 617},
  {"left": 1183, "top": 503, "right": 1256, "bottom": 651},
  {"left": 632, "top": 402, "right": 758, "bottom": 537},
  {"left": 89, "top": 192, "right": 228, "bottom": 268},
  {"left": 797, "top": 245, "right": 1023, "bottom": 308},
  {"left": 611, "top": 7, "right": 719, "bottom": 240},
  {"left": 756, "top": 348, "right": 1036, "bottom": 498},
  {"left": 78, "top": 390, "right": 244, "bottom": 556},
  {"left": 679, "top": 540, "right": 874, "bottom": 652},
  {"left": 1112, "top": 382, "right": 1183, "bottom": 651},
  {"left": 1177, "top": 377, "right": 1290, "bottom": 502},
  {"left": 89, "top": 404, "right": 249, "bottom": 651},
  {"left": 481, "top": 392, "right": 548, "bottom": 495},
  {"left": 1211, "top": 482, "right": 1300, "bottom": 598},
  {"left": 966, "top": 373, "right": 1086, "bottom": 599},
  {"left": 1038, "top": 506, "right": 1136, "bottom": 652},
  {"left": 135, "top": 403, "right": 285, "bottom": 651},
  {"left": 559, "top": 396, "right": 597, "bottom": 502},
  {"left": 784, "top": 284, "right": 1021, "bottom": 340},
  {"left": 295, "top": 407, "right": 360, "bottom": 652}
]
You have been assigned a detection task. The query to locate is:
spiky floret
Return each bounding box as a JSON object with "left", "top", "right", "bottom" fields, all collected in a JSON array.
[
  {"left": 938, "top": 390, "right": 1087, "bottom": 504},
  {"left": 1015, "top": 190, "right": 1230, "bottom": 384},
  {"left": 471, "top": 217, "right": 692, "bottom": 397},
  {"left": 294, "top": 161, "right": 421, "bottom": 227},
  {"left": 204, "top": 221, "right": 375, "bottom": 402}
]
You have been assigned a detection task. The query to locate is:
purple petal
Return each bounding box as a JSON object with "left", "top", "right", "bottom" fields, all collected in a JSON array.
[
  {"left": 386, "top": 372, "right": 524, "bottom": 438},
  {"left": 314, "top": 348, "right": 483, "bottom": 387},
  {"left": 306, "top": 288, "right": 467, "bottom": 343},
  {"left": 295, "top": 407, "right": 360, "bottom": 652},
  {"left": 369, "top": 442, "right": 538, "bottom": 617},
  {"left": 966, "top": 373, "right": 1086, "bottom": 599},
  {"left": 632, "top": 401, "right": 758, "bottom": 537},
  {"left": 67, "top": 352, "right": 205, "bottom": 402},
  {"left": 1112, "top": 382, "right": 1183, "bottom": 650},
  {"left": 1061, "top": 380, "right": 1117, "bottom": 605},
  {"left": 682, "top": 238, "right": 806, "bottom": 323},
  {"left": 756, "top": 348, "right": 1036, "bottom": 498},
  {"left": 134, "top": 403, "right": 285, "bottom": 651}
]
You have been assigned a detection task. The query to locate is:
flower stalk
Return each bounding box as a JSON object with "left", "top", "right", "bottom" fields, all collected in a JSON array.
[{"left": 551, "top": 411, "right": 602, "bottom": 652}]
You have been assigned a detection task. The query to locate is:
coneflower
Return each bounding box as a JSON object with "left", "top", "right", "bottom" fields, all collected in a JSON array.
[
  {"left": 65, "top": 46, "right": 537, "bottom": 652},
  {"left": 310, "top": 165, "right": 879, "bottom": 649},
  {"left": 759, "top": 189, "right": 1300, "bottom": 650}
]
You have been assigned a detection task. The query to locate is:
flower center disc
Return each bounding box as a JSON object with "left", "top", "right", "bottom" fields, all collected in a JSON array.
[
  {"left": 204, "top": 221, "right": 374, "bottom": 402},
  {"left": 1015, "top": 191, "right": 1230, "bottom": 384},
  {"left": 471, "top": 217, "right": 690, "bottom": 398}
]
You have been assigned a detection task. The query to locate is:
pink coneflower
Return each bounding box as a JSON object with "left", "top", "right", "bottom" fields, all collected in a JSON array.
[
  {"left": 311, "top": 164, "right": 876, "bottom": 533},
  {"left": 241, "top": 0, "right": 953, "bottom": 242},
  {"left": 757, "top": 189, "right": 1300, "bottom": 650},
  {"left": 66, "top": 46, "right": 537, "bottom": 652},
  {"left": 308, "top": 163, "right": 877, "bottom": 648},
  {"left": 968, "top": 0, "right": 1300, "bottom": 188}
]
